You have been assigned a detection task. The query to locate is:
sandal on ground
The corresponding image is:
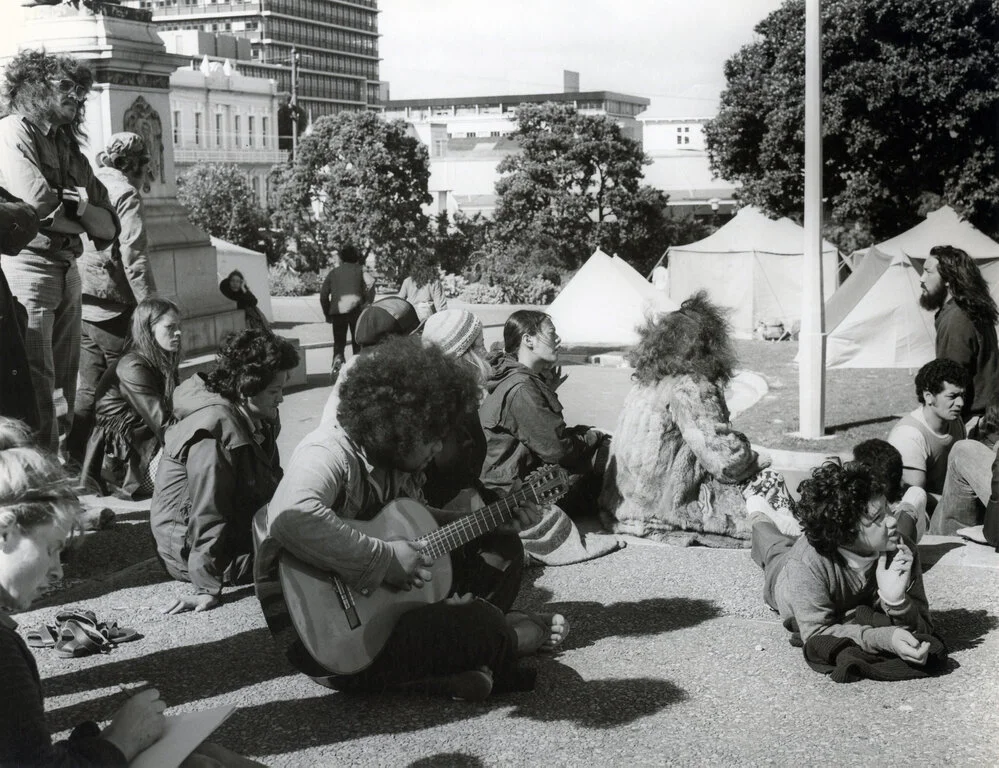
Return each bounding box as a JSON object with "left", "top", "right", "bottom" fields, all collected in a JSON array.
[
  {"left": 55, "top": 619, "right": 113, "bottom": 658},
  {"left": 25, "top": 624, "right": 60, "bottom": 649},
  {"left": 55, "top": 607, "right": 139, "bottom": 645}
]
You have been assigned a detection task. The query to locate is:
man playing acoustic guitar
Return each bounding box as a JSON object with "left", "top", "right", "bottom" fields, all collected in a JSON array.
[{"left": 254, "top": 337, "right": 568, "bottom": 700}]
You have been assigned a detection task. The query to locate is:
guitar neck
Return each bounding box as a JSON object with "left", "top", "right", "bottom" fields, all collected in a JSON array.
[{"left": 419, "top": 486, "right": 540, "bottom": 560}]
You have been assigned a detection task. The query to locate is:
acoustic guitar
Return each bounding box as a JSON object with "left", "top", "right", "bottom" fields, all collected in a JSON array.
[{"left": 277, "top": 465, "right": 570, "bottom": 675}]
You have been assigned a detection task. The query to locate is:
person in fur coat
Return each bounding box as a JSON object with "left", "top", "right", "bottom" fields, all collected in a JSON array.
[{"left": 599, "top": 291, "right": 770, "bottom": 547}]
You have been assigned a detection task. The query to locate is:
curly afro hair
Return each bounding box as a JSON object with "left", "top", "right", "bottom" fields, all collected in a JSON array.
[
  {"left": 914, "top": 358, "right": 967, "bottom": 404},
  {"left": 852, "top": 438, "right": 903, "bottom": 503},
  {"left": 629, "top": 290, "right": 737, "bottom": 386},
  {"left": 2, "top": 50, "right": 93, "bottom": 145},
  {"left": 794, "top": 460, "right": 880, "bottom": 556},
  {"left": 204, "top": 329, "right": 300, "bottom": 401},
  {"left": 337, "top": 336, "right": 480, "bottom": 468}
]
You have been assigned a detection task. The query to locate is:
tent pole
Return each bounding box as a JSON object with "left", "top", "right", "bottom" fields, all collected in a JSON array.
[
  {"left": 646, "top": 249, "right": 668, "bottom": 280},
  {"left": 799, "top": 0, "right": 826, "bottom": 438}
]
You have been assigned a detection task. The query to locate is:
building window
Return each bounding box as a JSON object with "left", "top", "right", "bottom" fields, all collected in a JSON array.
[
  {"left": 262, "top": 116, "right": 269, "bottom": 147},
  {"left": 432, "top": 139, "right": 447, "bottom": 157},
  {"left": 490, "top": 131, "right": 500, "bottom": 137},
  {"left": 248, "top": 116, "right": 255, "bottom": 148},
  {"left": 684, "top": 136, "right": 690, "bottom": 144},
  {"left": 172, "top": 110, "right": 180, "bottom": 144},
  {"left": 194, "top": 112, "right": 201, "bottom": 146},
  {"left": 233, "top": 115, "right": 241, "bottom": 146},
  {"left": 676, "top": 135, "right": 682, "bottom": 145},
  {"left": 215, "top": 113, "right": 222, "bottom": 147},
  {"left": 251, "top": 175, "right": 260, "bottom": 200}
]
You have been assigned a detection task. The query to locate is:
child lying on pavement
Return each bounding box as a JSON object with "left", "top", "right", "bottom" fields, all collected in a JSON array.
[{"left": 748, "top": 460, "right": 935, "bottom": 668}]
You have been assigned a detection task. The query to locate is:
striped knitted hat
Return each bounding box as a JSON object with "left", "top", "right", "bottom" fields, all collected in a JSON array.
[{"left": 422, "top": 309, "right": 482, "bottom": 358}]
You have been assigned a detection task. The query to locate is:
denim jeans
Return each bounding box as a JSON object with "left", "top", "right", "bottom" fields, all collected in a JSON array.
[
  {"left": 933, "top": 439, "right": 998, "bottom": 534},
  {"left": 65, "top": 312, "right": 131, "bottom": 465}
]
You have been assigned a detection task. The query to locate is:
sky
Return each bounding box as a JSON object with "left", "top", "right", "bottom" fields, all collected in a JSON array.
[{"left": 378, "top": 0, "right": 785, "bottom": 117}]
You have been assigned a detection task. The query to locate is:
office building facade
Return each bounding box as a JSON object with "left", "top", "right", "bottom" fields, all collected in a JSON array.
[{"left": 122, "top": 0, "right": 381, "bottom": 134}]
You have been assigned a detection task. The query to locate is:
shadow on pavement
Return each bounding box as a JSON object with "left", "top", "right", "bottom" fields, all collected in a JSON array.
[
  {"left": 934, "top": 607, "right": 999, "bottom": 652},
  {"left": 919, "top": 540, "right": 966, "bottom": 571},
  {"left": 539, "top": 597, "right": 722, "bottom": 649},
  {"left": 41, "top": 627, "right": 291, "bottom": 733},
  {"left": 409, "top": 755, "right": 485, "bottom": 768}
]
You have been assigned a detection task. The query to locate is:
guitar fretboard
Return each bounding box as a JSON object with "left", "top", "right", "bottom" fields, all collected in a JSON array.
[{"left": 418, "top": 479, "right": 561, "bottom": 560}]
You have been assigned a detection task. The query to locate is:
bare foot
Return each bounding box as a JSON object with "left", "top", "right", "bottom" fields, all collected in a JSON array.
[{"left": 507, "top": 611, "right": 570, "bottom": 655}]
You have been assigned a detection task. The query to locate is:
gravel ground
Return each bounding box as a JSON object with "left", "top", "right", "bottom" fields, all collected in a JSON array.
[{"left": 19, "top": 298, "right": 997, "bottom": 766}]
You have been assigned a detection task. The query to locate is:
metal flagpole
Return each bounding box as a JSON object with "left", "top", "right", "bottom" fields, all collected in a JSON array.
[{"left": 798, "top": 0, "right": 826, "bottom": 437}]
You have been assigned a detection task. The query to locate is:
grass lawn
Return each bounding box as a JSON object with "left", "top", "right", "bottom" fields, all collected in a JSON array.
[{"left": 731, "top": 338, "right": 917, "bottom": 453}]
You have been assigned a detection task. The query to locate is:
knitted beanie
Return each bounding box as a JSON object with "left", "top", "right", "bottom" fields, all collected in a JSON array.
[{"left": 422, "top": 309, "right": 482, "bottom": 358}]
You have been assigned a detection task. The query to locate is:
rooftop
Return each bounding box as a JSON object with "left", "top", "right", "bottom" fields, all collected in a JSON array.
[{"left": 385, "top": 90, "right": 650, "bottom": 109}]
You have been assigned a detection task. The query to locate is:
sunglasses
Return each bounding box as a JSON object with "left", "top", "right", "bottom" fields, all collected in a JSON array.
[{"left": 53, "top": 79, "right": 89, "bottom": 100}]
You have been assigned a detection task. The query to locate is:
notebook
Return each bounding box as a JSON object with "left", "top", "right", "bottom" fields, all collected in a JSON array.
[{"left": 130, "top": 705, "right": 236, "bottom": 768}]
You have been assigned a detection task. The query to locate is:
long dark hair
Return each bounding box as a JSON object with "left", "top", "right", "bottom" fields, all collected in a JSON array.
[
  {"left": 932, "top": 245, "right": 999, "bottom": 328},
  {"left": 129, "top": 297, "right": 181, "bottom": 402},
  {"left": 1, "top": 50, "right": 92, "bottom": 146}
]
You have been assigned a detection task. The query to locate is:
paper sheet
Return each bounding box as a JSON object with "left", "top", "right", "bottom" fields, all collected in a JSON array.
[{"left": 130, "top": 705, "right": 235, "bottom": 768}]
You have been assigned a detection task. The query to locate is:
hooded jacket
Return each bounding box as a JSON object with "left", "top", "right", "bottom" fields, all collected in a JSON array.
[
  {"left": 150, "top": 373, "right": 282, "bottom": 595},
  {"left": 479, "top": 355, "right": 595, "bottom": 495}
]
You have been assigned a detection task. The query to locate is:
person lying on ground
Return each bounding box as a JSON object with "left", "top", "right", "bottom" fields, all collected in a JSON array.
[
  {"left": 750, "top": 460, "right": 933, "bottom": 664},
  {"left": 256, "top": 337, "right": 567, "bottom": 700},
  {"left": 599, "top": 291, "right": 771, "bottom": 545},
  {"left": 151, "top": 329, "right": 298, "bottom": 614},
  {"left": 479, "top": 310, "right": 608, "bottom": 517},
  {"left": 887, "top": 358, "right": 967, "bottom": 506},
  {"left": 0, "top": 416, "right": 263, "bottom": 767},
  {"left": 852, "top": 438, "right": 928, "bottom": 543},
  {"left": 79, "top": 297, "right": 180, "bottom": 500}
]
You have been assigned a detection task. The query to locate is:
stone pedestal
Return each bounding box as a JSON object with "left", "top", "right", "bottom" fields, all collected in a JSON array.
[{"left": 15, "top": 4, "right": 244, "bottom": 356}]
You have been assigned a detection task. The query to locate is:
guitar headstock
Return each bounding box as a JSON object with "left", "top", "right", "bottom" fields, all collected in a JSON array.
[{"left": 522, "top": 465, "right": 571, "bottom": 505}]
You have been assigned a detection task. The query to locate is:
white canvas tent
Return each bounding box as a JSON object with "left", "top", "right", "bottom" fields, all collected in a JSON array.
[
  {"left": 825, "top": 248, "right": 934, "bottom": 368},
  {"left": 666, "top": 206, "right": 839, "bottom": 336},
  {"left": 826, "top": 206, "right": 999, "bottom": 368},
  {"left": 547, "top": 249, "right": 679, "bottom": 347}
]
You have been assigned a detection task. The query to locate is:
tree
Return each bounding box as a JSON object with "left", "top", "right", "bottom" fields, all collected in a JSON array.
[
  {"left": 177, "top": 163, "right": 269, "bottom": 252},
  {"left": 492, "top": 102, "right": 672, "bottom": 272},
  {"left": 705, "top": 0, "right": 999, "bottom": 243},
  {"left": 271, "top": 111, "right": 432, "bottom": 277},
  {"left": 432, "top": 210, "right": 492, "bottom": 276}
]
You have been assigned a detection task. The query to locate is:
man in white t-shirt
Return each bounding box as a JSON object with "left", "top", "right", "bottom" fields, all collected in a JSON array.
[{"left": 887, "top": 358, "right": 968, "bottom": 501}]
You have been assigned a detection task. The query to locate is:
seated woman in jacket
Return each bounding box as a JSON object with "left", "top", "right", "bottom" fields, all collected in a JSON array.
[
  {"left": 220, "top": 269, "right": 269, "bottom": 332},
  {"left": 599, "top": 291, "right": 771, "bottom": 546},
  {"left": 81, "top": 297, "right": 181, "bottom": 499},
  {"left": 479, "top": 310, "right": 608, "bottom": 516},
  {"left": 152, "top": 328, "right": 299, "bottom": 614}
]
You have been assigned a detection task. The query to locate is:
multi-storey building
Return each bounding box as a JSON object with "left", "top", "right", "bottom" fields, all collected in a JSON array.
[
  {"left": 169, "top": 54, "right": 286, "bottom": 206},
  {"left": 122, "top": 0, "right": 381, "bottom": 136}
]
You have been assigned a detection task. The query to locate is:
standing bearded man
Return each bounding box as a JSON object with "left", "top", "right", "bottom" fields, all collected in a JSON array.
[
  {"left": 0, "top": 51, "right": 118, "bottom": 452},
  {"left": 919, "top": 245, "right": 999, "bottom": 421}
]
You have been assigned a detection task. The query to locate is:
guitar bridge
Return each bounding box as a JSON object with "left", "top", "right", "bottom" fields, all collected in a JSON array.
[{"left": 332, "top": 575, "right": 361, "bottom": 630}]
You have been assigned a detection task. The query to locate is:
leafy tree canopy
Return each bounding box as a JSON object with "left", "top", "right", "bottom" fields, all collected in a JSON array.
[
  {"left": 177, "top": 163, "right": 268, "bottom": 252},
  {"left": 492, "top": 102, "right": 686, "bottom": 274},
  {"left": 705, "top": 0, "right": 999, "bottom": 243},
  {"left": 271, "top": 111, "right": 432, "bottom": 277}
]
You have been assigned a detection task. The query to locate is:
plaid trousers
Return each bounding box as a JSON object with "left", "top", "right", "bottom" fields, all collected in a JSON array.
[{"left": 2, "top": 251, "right": 82, "bottom": 452}]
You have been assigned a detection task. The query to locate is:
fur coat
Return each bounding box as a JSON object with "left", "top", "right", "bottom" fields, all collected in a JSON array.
[{"left": 598, "top": 373, "right": 765, "bottom": 547}]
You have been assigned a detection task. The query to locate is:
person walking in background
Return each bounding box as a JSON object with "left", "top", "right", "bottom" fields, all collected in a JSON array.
[
  {"left": 398, "top": 258, "right": 447, "bottom": 323},
  {"left": 0, "top": 50, "right": 118, "bottom": 453},
  {"left": 319, "top": 243, "right": 372, "bottom": 379},
  {"left": 80, "top": 297, "right": 181, "bottom": 500},
  {"left": 0, "top": 189, "right": 41, "bottom": 432},
  {"left": 66, "top": 132, "right": 157, "bottom": 468},
  {"left": 919, "top": 245, "right": 999, "bottom": 420},
  {"left": 220, "top": 268, "right": 270, "bottom": 332}
]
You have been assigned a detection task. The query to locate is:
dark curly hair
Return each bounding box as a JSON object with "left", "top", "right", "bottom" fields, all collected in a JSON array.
[
  {"left": 629, "top": 290, "right": 737, "bottom": 386},
  {"left": 337, "top": 336, "right": 479, "bottom": 467},
  {"left": 852, "top": 438, "right": 902, "bottom": 503},
  {"left": 204, "top": 329, "right": 299, "bottom": 401},
  {"left": 914, "top": 358, "right": 967, "bottom": 405},
  {"left": 2, "top": 50, "right": 93, "bottom": 145},
  {"left": 931, "top": 245, "right": 999, "bottom": 329},
  {"left": 795, "top": 461, "right": 880, "bottom": 556}
]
